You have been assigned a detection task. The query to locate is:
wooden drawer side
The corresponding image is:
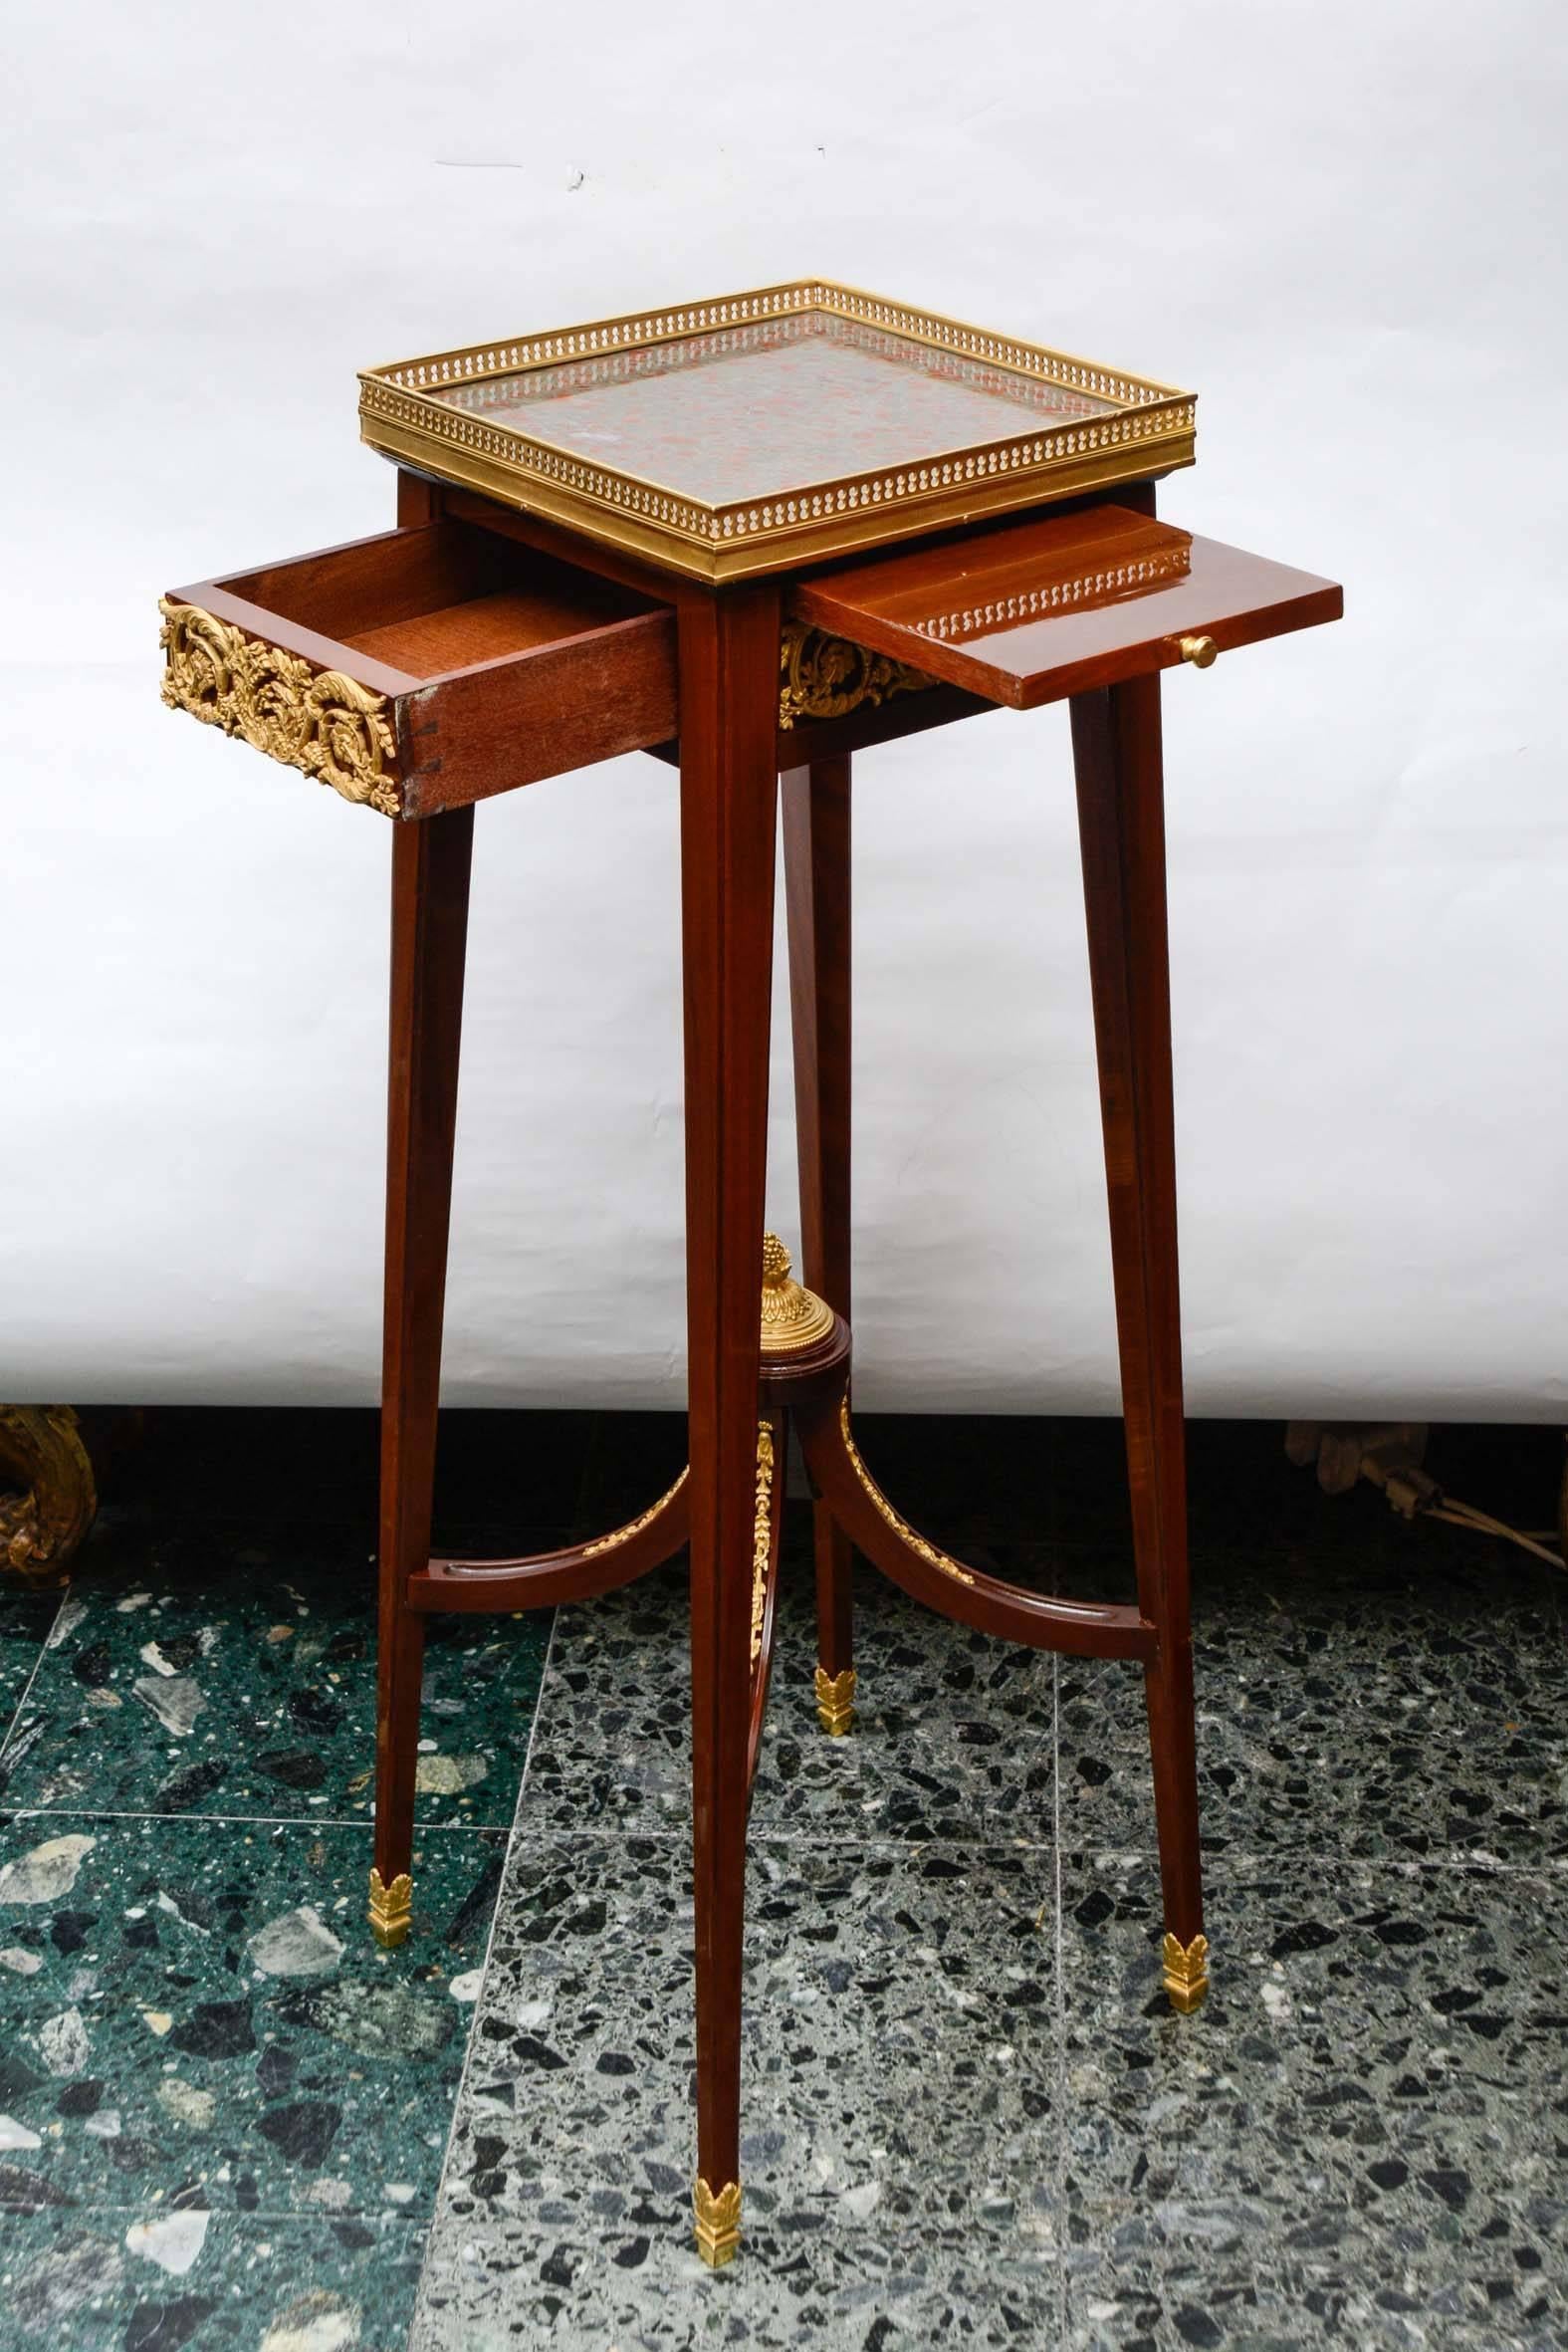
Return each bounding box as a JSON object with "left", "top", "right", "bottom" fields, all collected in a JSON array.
[{"left": 398, "top": 610, "right": 678, "bottom": 818}]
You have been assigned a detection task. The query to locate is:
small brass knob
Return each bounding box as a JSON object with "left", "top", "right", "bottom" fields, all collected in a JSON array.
[{"left": 1179, "top": 634, "right": 1219, "bottom": 668}]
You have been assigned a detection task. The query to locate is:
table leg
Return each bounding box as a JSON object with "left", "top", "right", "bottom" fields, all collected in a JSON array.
[
  {"left": 371, "top": 807, "right": 474, "bottom": 1948},
  {"left": 782, "top": 755, "right": 856, "bottom": 1737},
  {"left": 679, "top": 585, "right": 781, "bottom": 2266},
  {"left": 1070, "top": 677, "right": 1207, "bottom": 2013}
]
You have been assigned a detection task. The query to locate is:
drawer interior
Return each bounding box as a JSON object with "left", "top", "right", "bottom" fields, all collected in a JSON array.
[{"left": 220, "top": 520, "right": 666, "bottom": 684}]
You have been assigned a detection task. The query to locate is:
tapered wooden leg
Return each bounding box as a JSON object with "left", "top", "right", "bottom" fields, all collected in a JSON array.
[
  {"left": 372, "top": 807, "right": 474, "bottom": 1948},
  {"left": 680, "top": 585, "right": 781, "bottom": 2263},
  {"left": 782, "top": 756, "right": 856, "bottom": 1736},
  {"left": 1070, "top": 677, "right": 1206, "bottom": 2012}
]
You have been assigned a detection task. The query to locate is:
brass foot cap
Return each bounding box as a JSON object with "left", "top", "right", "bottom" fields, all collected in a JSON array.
[
  {"left": 814, "top": 1665, "right": 856, "bottom": 1738},
  {"left": 1162, "top": 1929, "right": 1209, "bottom": 2013},
  {"left": 694, "top": 2176, "right": 742, "bottom": 2267},
  {"left": 368, "top": 1867, "right": 413, "bottom": 1949}
]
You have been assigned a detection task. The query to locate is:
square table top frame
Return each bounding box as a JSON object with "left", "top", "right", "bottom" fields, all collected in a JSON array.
[{"left": 359, "top": 279, "right": 1198, "bottom": 584}]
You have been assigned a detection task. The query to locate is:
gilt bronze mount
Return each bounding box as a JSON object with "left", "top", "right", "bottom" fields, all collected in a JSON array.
[
  {"left": 778, "top": 619, "right": 934, "bottom": 730},
  {"left": 158, "top": 597, "right": 400, "bottom": 817},
  {"left": 813, "top": 1664, "right": 857, "bottom": 1737},
  {"left": 758, "top": 1233, "right": 836, "bottom": 1354},
  {"left": 367, "top": 1867, "right": 413, "bottom": 1949},
  {"left": 693, "top": 2175, "right": 743, "bottom": 2268},
  {"left": 1161, "top": 1930, "right": 1211, "bottom": 2014}
]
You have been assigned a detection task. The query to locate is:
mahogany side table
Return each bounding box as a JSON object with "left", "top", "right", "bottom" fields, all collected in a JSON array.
[{"left": 158, "top": 282, "right": 1342, "bottom": 2267}]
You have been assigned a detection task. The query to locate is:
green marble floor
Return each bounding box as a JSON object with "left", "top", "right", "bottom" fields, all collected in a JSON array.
[{"left": 0, "top": 1408, "right": 574, "bottom": 2352}]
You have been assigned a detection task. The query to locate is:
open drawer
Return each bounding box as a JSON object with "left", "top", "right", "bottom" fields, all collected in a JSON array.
[
  {"left": 790, "top": 504, "right": 1341, "bottom": 710},
  {"left": 159, "top": 519, "right": 677, "bottom": 819}
]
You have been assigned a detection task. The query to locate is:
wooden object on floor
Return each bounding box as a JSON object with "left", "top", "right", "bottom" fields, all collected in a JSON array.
[
  {"left": 0, "top": 1405, "right": 98, "bottom": 1582},
  {"left": 158, "top": 292, "right": 1341, "bottom": 2264}
]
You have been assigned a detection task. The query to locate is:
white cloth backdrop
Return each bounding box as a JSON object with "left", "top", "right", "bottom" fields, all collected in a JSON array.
[{"left": 4, "top": 0, "right": 1565, "bottom": 1417}]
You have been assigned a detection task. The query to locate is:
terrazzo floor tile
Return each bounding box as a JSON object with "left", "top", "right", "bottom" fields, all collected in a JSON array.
[
  {"left": 1057, "top": 1852, "right": 1568, "bottom": 2283},
  {"left": 0, "top": 1523, "right": 548, "bottom": 1828},
  {"left": 1055, "top": 1540, "right": 1568, "bottom": 1867},
  {"left": 756, "top": 1564, "right": 1057, "bottom": 1844},
  {"left": 1061, "top": 2196, "right": 1568, "bottom": 2351},
  {"left": 526, "top": 1550, "right": 1056, "bottom": 1845},
  {"left": 1, "top": 2206, "right": 424, "bottom": 2352},
  {"left": 411, "top": 2208, "right": 1061, "bottom": 2350},
  {"left": 0, "top": 1811, "right": 503, "bottom": 2221},
  {"left": 433, "top": 1832, "right": 1060, "bottom": 2266}
]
